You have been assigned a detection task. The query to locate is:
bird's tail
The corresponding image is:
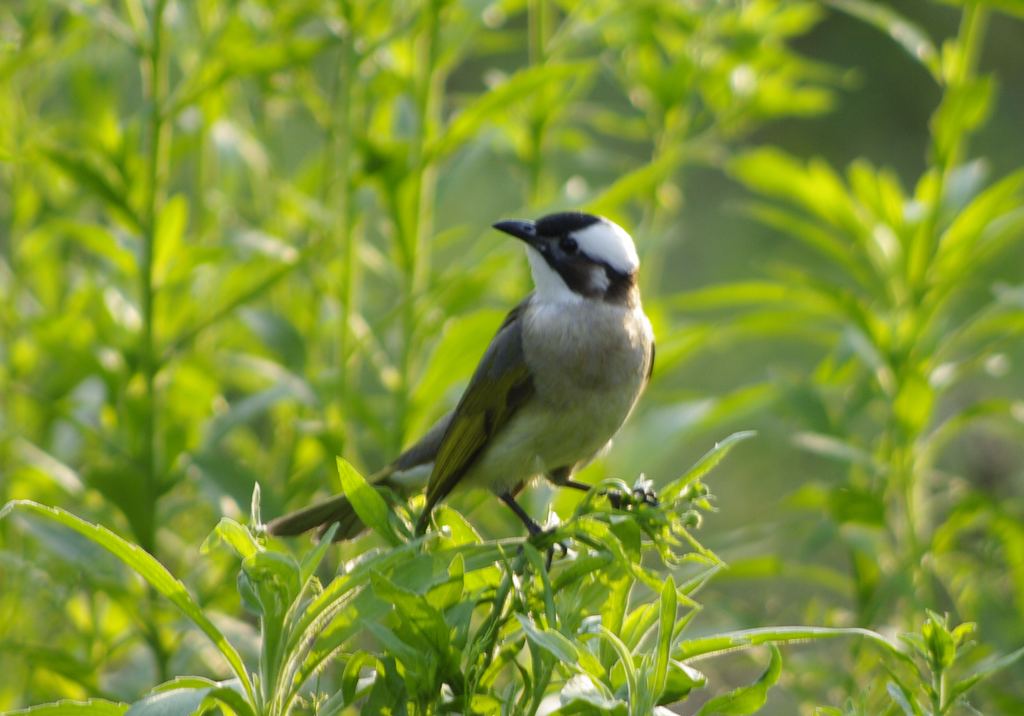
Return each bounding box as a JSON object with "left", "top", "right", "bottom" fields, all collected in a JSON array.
[{"left": 266, "top": 473, "right": 399, "bottom": 542}]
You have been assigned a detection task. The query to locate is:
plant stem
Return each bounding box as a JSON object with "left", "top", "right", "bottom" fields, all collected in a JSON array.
[
  {"left": 525, "top": 0, "right": 550, "bottom": 204},
  {"left": 321, "top": 11, "right": 361, "bottom": 460},
  {"left": 892, "top": 3, "right": 989, "bottom": 623},
  {"left": 139, "top": 0, "right": 171, "bottom": 684},
  {"left": 139, "top": 0, "right": 169, "bottom": 556},
  {"left": 395, "top": 0, "right": 442, "bottom": 452}
]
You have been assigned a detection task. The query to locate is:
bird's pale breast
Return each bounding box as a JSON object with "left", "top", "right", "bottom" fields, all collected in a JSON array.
[{"left": 463, "top": 299, "right": 653, "bottom": 495}]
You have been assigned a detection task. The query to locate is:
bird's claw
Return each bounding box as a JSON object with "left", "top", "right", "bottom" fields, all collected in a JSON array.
[
  {"left": 545, "top": 539, "right": 569, "bottom": 570},
  {"left": 632, "top": 485, "right": 659, "bottom": 506},
  {"left": 524, "top": 528, "right": 569, "bottom": 570},
  {"left": 602, "top": 486, "right": 659, "bottom": 509}
]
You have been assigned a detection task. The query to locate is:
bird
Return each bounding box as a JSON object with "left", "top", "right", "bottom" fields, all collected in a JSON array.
[{"left": 266, "top": 211, "right": 655, "bottom": 542}]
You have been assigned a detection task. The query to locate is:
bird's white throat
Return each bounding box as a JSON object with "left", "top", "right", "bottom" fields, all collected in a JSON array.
[{"left": 525, "top": 246, "right": 583, "bottom": 304}]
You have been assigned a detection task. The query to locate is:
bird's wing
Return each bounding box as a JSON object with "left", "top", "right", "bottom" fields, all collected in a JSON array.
[
  {"left": 375, "top": 410, "right": 454, "bottom": 478},
  {"left": 646, "top": 339, "right": 655, "bottom": 384},
  {"left": 420, "top": 296, "right": 535, "bottom": 518}
]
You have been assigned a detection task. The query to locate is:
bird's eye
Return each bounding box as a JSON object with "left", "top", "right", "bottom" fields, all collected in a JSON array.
[{"left": 560, "top": 237, "right": 579, "bottom": 254}]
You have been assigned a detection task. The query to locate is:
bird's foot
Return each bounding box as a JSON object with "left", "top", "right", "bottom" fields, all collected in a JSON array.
[
  {"left": 603, "top": 485, "right": 659, "bottom": 509},
  {"left": 545, "top": 538, "right": 569, "bottom": 571},
  {"left": 524, "top": 527, "right": 569, "bottom": 570}
]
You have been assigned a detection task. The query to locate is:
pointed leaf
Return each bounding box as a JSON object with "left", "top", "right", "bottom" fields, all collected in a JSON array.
[
  {"left": 695, "top": 647, "right": 781, "bottom": 716},
  {"left": 4, "top": 701, "right": 128, "bottom": 716},
  {"left": 661, "top": 432, "right": 757, "bottom": 502},
  {"left": 0, "top": 501, "right": 255, "bottom": 702},
  {"left": 337, "top": 457, "right": 400, "bottom": 546}
]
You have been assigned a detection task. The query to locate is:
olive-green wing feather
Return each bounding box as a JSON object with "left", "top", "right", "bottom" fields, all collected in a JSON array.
[
  {"left": 646, "top": 339, "right": 655, "bottom": 383},
  {"left": 416, "top": 298, "right": 535, "bottom": 531}
]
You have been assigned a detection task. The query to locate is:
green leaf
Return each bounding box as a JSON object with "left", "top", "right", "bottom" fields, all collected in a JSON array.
[
  {"left": 336, "top": 457, "right": 400, "bottom": 546},
  {"left": 341, "top": 652, "right": 380, "bottom": 706},
  {"left": 0, "top": 501, "right": 255, "bottom": 702},
  {"left": 43, "top": 146, "right": 141, "bottom": 230},
  {"left": 517, "top": 615, "right": 605, "bottom": 679},
  {"left": 921, "top": 612, "right": 956, "bottom": 671},
  {"left": 886, "top": 680, "right": 921, "bottom": 716},
  {"left": 659, "top": 661, "right": 707, "bottom": 705},
  {"left": 739, "top": 202, "right": 877, "bottom": 293},
  {"left": 240, "top": 309, "right": 308, "bottom": 372},
  {"left": 675, "top": 626, "right": 900, "bottom": 661},
  {"left": 201, "top": 518, "right": 260, "bottom": 560},
  {"left": 661, "top": 432, "right": 757, "bottom": 502},
  {"left": 54, "top": 219, "right": 137, "bottom": 277},
  {"left": 518, "top": 543, "right": 556, "bottom": 627},
  {"left": 826, "top": 0, "right": 940, "bottom": 80},
  {"left": 695, "top": 646, "right": 782, "bottom": 715},
  {"left": 651, "top": 575, "right": 677, "bottom": 700},
  {"left": 125, "top": 688, "right": 210, "bottom": 716},
  {"left": 153, "top": 194, "right": 189, "bottom": 286},
  {"left": 586, "top": 147, "right": 683, "bottom": 220},
  {"left": 730, "top": 149, "right": 860, "bottom": 235},
  {"left": 4, "top": 701, "right": 129, "bottom": 716},
  {"left": 430, "top": 62, "right": 593, "bottom": 160},
  {"left": 791, "top": 432, "right": 882, "bottom": 472},
  {"left": 151, "top": 677, "right": 220, "bottom": 693},
  {"left": 944, "top": 644, "right": 1024, "bottom": 708},
  {"left": 127, "top": 681, "right": 253, "bottom": 716},
  {"left": 370, "top": 572, "right": 450, "bottom": 655},
  {"left": 930, "top": 76, "right": 995, "bottom": 166},
  {"left": 555, "top": 674, "right": 625, "bottom": 714},
  {"left": 935, "top": 168, "right": 1024, "bottom": 275},
  {"left": 198, "top": 687, "right": 254, "bottom": 716},
  {"left": 300, "top": 522, "right": 340, "bottom": 585}
]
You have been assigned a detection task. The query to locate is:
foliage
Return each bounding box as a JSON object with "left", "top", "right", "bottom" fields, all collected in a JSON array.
[
  {"left": 1, "top": 0, "right": 1023, "bottom": 713},
  {"left": 672, "top": 0, "right": 1024, "bottom": 710},
  {"left": 2, "top": 439, "right": 909, "bottom": 714}
]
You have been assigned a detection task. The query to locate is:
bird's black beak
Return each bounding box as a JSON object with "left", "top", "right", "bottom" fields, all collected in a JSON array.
[{"left": 493, "top": 219, "right": 540, "bottom": 247}]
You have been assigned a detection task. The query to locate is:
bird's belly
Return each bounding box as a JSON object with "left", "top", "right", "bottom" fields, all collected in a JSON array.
[
  {"left": 461, "top": 379, "right": 641, "bottom": 495},
  {"left": 463, "top": 301, "right": 652, "bottom": 496}
]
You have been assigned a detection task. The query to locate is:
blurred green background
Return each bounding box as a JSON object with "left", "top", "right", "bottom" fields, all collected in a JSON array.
[{"left": 2, "top": 0, "right": 1023, "bottom": 712}]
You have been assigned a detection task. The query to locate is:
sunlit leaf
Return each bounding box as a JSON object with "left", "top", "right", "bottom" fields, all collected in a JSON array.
[
  {"left": 337, "top": 457, "right": 400, "bottom": 546},
  {"left": 4, "top": 701, "right": 128, "bottom": 716},
  {"left": 695, "top": 646, "right": 781, "bottom": 715},
  {"left": 0, "top": 501, "right": 255, "bottom": 702}
]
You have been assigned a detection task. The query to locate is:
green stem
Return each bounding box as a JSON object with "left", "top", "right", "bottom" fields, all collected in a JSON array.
[
  {"left": 139, "top": 0, "right": 169, "bottom": 555},
  {"left": 318, "top": 17, "right": 361, "bottom": 460},
  {"left": 525, "top": 0, "right": 550, "bottom": 204},
  {"left": 932, "top": 666, "right": 945, "bottom": 714},
  {"left": 894, "top": 4, "right": 989, "bottom": 618},
  {"left": 395, "top": 0, "right": 442, "bottom": 452},
  {"left": 137, "top": 0, "right": 171, "bottom": 685}
]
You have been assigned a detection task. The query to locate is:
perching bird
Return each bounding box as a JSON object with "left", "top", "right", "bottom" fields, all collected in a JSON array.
[{"left": 267, "top": 211, "right": 655, "bottom": 541}]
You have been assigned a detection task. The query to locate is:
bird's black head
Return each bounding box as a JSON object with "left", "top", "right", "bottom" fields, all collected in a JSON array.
[{"left": 492, "top": 212, "right": 640, "bottom": 305}]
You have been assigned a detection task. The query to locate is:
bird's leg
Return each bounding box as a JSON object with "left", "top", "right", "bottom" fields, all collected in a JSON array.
[
  {"left": 499, "top": 492, "right": 566, "bottom": 569},
  {"left": 561, "top": 479, "right": 592, "bottom": 493},
  {"left": 500, "top": 492, "right": 542, "bottom": 535}
]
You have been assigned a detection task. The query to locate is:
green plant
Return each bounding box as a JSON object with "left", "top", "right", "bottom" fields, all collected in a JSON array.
[
  {"left": 3, "top": 433, "right": 911, "bottom": 715},
  {"left": 674, "top": 0, "right": 1024, "bottom": 707},
  {"left": 0, "top": 0, "right": 837, "bottom": 706},
  {"left": 3, "top": 0, "right": 1022, "bottom": 711}
]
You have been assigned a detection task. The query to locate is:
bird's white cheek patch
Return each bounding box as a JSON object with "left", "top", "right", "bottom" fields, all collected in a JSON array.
[
  {"left": 587, "top": 266, "right": 610, "bottom": 294},
  {"left": 573, "top": 221, "right": 640, "bottom": 275}
]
